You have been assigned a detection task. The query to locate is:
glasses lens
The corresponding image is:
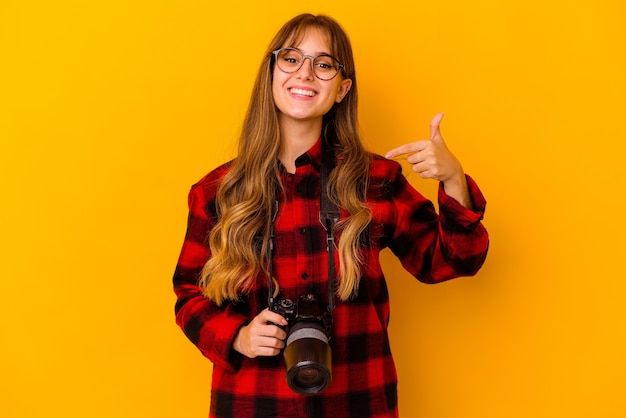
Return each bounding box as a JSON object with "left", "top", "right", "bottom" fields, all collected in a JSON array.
[
  {"left": 313, "top": 55, "right": 341, "bottom": 80},
  {"left": 276, "top": 48, "right": 303, "bottom": 73},
  {"left": 275, "top": 49, "right": 341, "bottom": 80}
]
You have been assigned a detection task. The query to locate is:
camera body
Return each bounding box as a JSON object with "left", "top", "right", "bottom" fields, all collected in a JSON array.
[{"left": 270, "top": 293, "right": 333, "bottom": 395}]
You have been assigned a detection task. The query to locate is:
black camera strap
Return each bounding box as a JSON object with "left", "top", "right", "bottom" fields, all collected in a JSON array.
[
  {"left": 267, "top": 138, "right": 340, "bottom": 312},
  {"left": 268, "top": 197, "right": 279, "bottom": 308},
  {"left": 319, "top": 138, "right": 340, "bottom": 312}
]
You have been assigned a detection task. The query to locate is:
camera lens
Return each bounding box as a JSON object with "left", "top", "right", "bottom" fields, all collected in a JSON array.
[
  {"left": 285, "top": 349, "right": 331, "bottom": 394},
  {"left": 293, "top": 365, "right": 323, "bottom": 389},
  {"left": 284, "top": 323, "right": 332, "bottom": 395},
  {"left": 298, "top": 368, "right": 320, "bottom": 383}
]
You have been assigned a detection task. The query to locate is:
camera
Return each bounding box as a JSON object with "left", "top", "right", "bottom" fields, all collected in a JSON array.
[{"left": 270, "top": 293, "right": 333, "bottom": 395}]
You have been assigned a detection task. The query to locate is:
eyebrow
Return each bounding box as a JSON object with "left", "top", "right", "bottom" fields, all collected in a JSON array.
[{"left": 286, "top": 46, "right": 334, "bottom": 57}]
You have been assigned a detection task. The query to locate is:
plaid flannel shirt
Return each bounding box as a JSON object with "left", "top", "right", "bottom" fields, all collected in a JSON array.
[{"left": 173, "top": 138, "right": 489, "bottom": 418}]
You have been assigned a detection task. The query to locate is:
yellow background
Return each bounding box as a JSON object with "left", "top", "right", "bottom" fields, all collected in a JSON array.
[{"left": 1, "top": 1, "right": 625, "bottom": 417}]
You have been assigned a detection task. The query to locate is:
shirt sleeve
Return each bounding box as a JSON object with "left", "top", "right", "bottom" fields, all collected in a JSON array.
[
  {"left": 173, "top": 179, "right": 248, "bottom": 372},
  {"left": 387, "top": 164, "right": 489, "bottom": 283}
]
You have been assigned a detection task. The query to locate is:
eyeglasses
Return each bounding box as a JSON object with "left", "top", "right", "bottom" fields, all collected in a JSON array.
[{"left": 272, "top": 47, "right": 344, "bottom": 81}]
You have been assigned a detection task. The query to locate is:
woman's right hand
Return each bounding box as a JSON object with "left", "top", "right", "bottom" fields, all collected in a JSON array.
[{"left": 233, "top": 308, "right": 289, "bottom": 358}]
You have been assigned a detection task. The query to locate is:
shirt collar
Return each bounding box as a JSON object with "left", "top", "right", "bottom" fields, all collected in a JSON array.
[
  {"left": 296, "top": 136, "right": 322, "bottom": 169},
  {"left": 278, "top": 136, "right": 323, "bottom": 173}
]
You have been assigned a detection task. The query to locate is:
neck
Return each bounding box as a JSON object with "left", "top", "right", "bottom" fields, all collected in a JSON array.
[{"left": 278, "top": 117, "right": 322, "bottom": 173}]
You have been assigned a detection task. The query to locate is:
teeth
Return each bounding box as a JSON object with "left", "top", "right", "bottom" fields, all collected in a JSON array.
[{"left": 290, "top": 88, "right": 315, "bottom": 97}]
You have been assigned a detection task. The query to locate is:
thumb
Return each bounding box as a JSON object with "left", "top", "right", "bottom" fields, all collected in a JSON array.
[{"left": 430, "top": 112, "right": 444, "bottom": 141}]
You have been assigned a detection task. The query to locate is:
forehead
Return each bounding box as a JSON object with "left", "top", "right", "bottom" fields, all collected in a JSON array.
[{"left": 283, "top": 27, "right": 332, "bottom": 52}]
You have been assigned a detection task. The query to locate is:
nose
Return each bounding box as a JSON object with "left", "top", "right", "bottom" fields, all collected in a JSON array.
[{"left": 296, "top": 56, "right": 315, "bottom": 79}]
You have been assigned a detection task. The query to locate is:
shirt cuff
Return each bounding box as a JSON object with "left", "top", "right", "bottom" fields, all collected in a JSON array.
[
  {"left": 438, "top": 174, "right": 486, "bottom": 229},
  {"left": 210, "top": 311, "right": 249, "bottom": 372}
]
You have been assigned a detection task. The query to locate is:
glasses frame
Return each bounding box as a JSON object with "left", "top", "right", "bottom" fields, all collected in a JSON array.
[{"left": 272, "top": 47, "right": 345, "bottom": 81}]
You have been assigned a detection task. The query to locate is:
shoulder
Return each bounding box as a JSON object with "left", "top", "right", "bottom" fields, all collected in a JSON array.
[
  {"left": 191, "top": 160, "right": 233, "bottom": 194},
  {"left": 361, "top": 153, "right": 407, "bottom": 202},
  {"left": 187, "top": 160, "right": 233, "bottom": 210},
  {"left": 367, "top": 152, "right": 403, "bottom": 182}
]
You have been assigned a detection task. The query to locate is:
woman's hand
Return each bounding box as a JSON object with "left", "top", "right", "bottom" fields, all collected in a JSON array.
[
  {"left": 233, "top": 308, "right": 288, "bottom": 358},
  {"left": 385, "top": 113, "right": 473, "bottom": 210}
]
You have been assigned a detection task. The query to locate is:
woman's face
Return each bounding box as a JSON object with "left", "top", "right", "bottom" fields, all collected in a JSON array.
[{"left": 272, "top": 28, "right": 352, "bottom": 127}]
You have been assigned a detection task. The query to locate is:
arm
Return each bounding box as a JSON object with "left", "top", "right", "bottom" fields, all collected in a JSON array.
[
  {"left": 173, "top": 179, "right": 250, "bottom": 372},
  {"left": 383, "top": 161, "right": 489, "bottom": 283},
  {"left": 173, "top": 175, "right": 288, "bottom": 368}
]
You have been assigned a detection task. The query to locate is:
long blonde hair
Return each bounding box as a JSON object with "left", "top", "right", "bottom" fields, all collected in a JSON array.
[{"left": 200, "top": 14, "right": 372, "bottom": 305}]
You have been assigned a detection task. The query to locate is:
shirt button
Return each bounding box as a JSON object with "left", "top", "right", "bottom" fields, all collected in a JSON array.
[
  {"left": 301, "top": 272, "right": 309, "bottom": 280},
  {"left": 299, "top": 228, "right": 306, "bottom": 234}
]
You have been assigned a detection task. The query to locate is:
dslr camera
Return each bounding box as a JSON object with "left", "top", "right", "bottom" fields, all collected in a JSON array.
[{"left": 270, "top": 293, "right": 333, "bottom": 395}]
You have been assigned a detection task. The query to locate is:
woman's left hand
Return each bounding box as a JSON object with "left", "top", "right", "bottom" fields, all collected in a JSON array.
[{"left": 385, "top": 113, "right": 473, "bottom": 209}]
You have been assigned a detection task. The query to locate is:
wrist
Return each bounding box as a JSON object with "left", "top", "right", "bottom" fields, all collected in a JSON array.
[
  {"left": 232, "top": 324, "right": 247, "bottom": 356},
  {"left": 442, "top": 173, "right": 473, "bottom": 210}
]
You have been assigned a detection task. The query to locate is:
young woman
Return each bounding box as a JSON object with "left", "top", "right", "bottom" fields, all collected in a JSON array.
[{"left": 173, "top": 13, "right": 488, "bottom": 418}]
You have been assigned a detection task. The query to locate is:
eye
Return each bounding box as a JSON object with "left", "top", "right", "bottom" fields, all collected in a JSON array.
[
  {"left": 281, "top": 49, "right": 302, "bottom": 64},
  {"left": 314, "top": 56, "right": 336, "bottom": 71}
]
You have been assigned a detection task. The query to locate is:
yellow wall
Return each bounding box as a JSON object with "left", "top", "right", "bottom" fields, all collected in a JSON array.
[{"left": 1, "top": 1, "right": 624, "bottom": 417}]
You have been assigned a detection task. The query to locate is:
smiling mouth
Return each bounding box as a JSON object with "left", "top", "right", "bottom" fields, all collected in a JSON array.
[{"left": 289, "top": 88, "right": 316, "bottom": 97}]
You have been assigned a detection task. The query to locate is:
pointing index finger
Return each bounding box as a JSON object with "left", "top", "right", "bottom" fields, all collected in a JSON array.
[{"left": 385, "top": 143, "right": 416, "bottom": 159}]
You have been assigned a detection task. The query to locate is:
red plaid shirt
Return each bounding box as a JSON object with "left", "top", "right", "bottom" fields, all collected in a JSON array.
[{"left": 173, "top": 139, "right": 489, "bottom": 418}]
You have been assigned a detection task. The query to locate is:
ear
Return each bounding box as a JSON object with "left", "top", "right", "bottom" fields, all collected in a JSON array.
[{"left": 335, "top": 78, "right": 353, "bottom": 103}]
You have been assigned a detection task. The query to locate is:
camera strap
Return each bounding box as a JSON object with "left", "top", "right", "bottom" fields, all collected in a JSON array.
[
  {"left": 267, "top": 138, "right": 340, "bottom": 312},
  {"left": 319, "top": 138, "right": 340, "bottom": 312}
]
